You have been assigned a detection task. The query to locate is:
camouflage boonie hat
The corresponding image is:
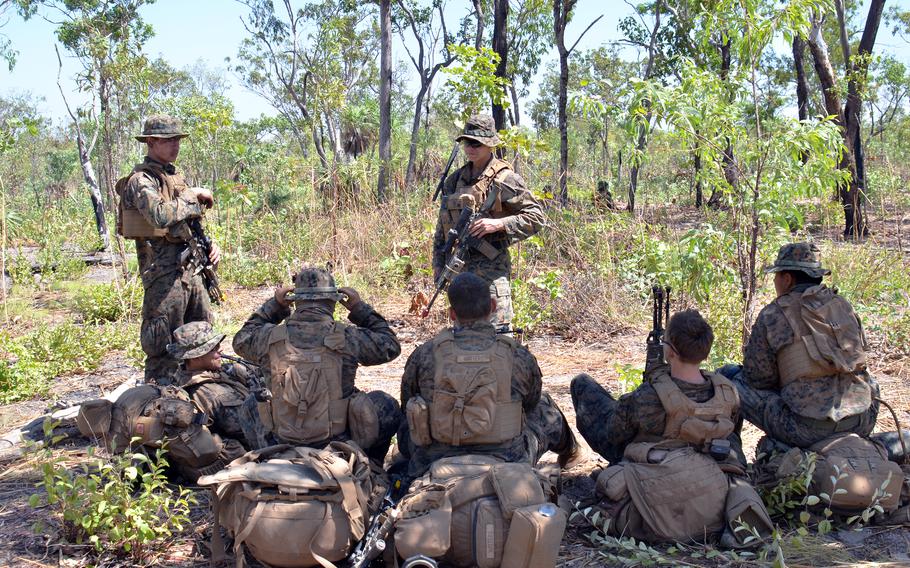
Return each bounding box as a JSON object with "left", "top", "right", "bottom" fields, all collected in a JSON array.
[
  {"left": 765, "top": 242, "right": 830, "bottom": 279},
  {"left": 455, "top": 114, "right": 500, "bottom": 147},
  {"left": 167, "top": 321, "right": 225, "bottom": 360},
  {"left": 291, "top": 266, "right": 344, "bottom": 301},
  {"left": 136, "top": 114, "right": 189, "bottom": 143}
]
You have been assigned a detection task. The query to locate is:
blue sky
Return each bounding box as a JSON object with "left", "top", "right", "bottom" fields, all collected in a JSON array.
[{"left": 1, "top": 1, "right": 909, "bottom": 126}]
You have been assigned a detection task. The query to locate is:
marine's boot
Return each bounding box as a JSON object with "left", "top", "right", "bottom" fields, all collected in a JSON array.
[
  {"left": 554, "top": 413, "right": 588, "bottom": 470},
  {"left": 870, "top": 430, "right": 910, "bottom": 464}
]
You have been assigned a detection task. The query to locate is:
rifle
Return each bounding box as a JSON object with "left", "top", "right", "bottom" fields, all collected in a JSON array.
[
  {"left": 181, "top": 217, "right": 225, "bottom": 305},
  {"left": 421, "top": 186, "right": 501, "bottom": 318},
  {"left": 346, "top": 475, "right": 410, "bottom": 568},
  {"left": 644, "top": 285, "right": 671, "bottom": 380},
  {"left": 220, "top": 354, "right": 272, "bottom": 450},
  {"left": 432, "top": 142, "right": 460, "bottom": 202}
]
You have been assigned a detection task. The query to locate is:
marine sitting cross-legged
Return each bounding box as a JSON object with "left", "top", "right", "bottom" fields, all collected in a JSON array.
[
  {"left": 720, "top": 242, "right": 882, "bottom": 449},
  {"left": 167, "top": 321, "right": 272, "bottom": 452},
  {"left": 231, "top": 265, "right": 402, "bottom": 465},
  {"left": 719, "top": 242, "right": 908, "bottom": 522},
  {"left": 390, "top": 272, "right": 579, "bottom": 568},
  {"left": 571, "top": 309, "right": 773, "bottom": 546},
  {"left": 399, "top": 271, "right": 583, "bottom": 478}
]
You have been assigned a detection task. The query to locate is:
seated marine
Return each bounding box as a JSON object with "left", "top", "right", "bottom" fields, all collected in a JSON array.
[
  {"left": 398, "top": 271, "right": 583, "bottom": 478},
  {"left": 167, "top": 320, "right": 271, "bottom": 451},
  {"left": 571, "top": 309, "right": 771, "bottom": 545},
  {"left": 720, "top": 242, "right": 881, "bottom": 450},
  {"left": 232, "top": 265, "right": 402, "bottom": 465},
  {"left": 572, "top": 308, "right": 745, "bottom": 467}
]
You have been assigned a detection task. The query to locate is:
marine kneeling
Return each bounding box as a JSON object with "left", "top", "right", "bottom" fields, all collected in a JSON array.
[
  {"left": 572, "top": 309, "right": 774, "bottom": 546},
  {"left": 389, "top": 272, "right": 581, "bottom": 568}
]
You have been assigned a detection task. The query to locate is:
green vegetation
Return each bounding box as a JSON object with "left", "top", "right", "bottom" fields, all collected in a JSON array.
[{"left": 29, "top": 423, "right": 195, "bottom": 563}]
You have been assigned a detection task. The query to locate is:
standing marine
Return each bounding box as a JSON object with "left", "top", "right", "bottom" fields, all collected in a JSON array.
[
  {"left": 232, "top": 266, "right": 402, "bottom": 465},
  {"left": 433, "top": 114, "right": 545, "bottom": 330},
  {"left": 118, "top": 114, "right": 221, "bottom": 381}
]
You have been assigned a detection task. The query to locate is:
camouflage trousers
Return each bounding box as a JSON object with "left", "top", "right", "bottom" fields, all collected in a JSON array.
[
  {"left": 722, "top": 367, "right": 881, "bottom": 449},
  {"left": 140, "top": 271, "right": 211, "bottom": 382},
  {"left": 488, "top": 275, "right": 513, "bottom": 331},
  {"left": 400, "top": 392, "right": 574, "bottom": 478},
  {"left": 570, "top": 373, "right": 624, "bottom": 463}
]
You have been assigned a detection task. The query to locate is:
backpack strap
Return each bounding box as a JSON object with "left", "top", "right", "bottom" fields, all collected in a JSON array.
[{"left": 319, "top": 451, "right": 368, "bottom": 541}]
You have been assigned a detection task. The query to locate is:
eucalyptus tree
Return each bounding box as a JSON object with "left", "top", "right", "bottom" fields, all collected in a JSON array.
[{"left": 235, "top": 0, "right": 378, "bottom": 170}]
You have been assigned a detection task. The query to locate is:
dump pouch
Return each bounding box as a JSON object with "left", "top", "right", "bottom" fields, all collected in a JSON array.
[{"left": 395, "top": 486, "right": 453, "bottom": 559}]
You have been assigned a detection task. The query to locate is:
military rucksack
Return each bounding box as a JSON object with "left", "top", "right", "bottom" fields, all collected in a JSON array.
[
  {"left": 266, "top": 322, "right": 352, "bottom": 445},
  {"left": 808, "top": 434, "right": 903, "bottom": 514},
  {"left": 80, "top": 384, "right": 242, "bottom": 482},
  {"left": 393, "top": 455, "right": 565, "bottom": 568},
  {"left": 406, "top": 330, "right": 522, "bottom": 448},
  {"left": 198, "top": 442, "right": 375, "bottom": 568}
]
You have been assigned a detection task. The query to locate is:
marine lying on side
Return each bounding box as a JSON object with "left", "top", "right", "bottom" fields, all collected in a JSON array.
[{"left": 73, "top": 244, "right": 909, "bottom": 567}]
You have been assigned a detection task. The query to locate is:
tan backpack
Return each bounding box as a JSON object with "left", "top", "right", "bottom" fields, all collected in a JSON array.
[
  {"left": 101, "top": 384, "right": 238, "bottom": 482},
  {"left": 394, "top": 455, "right": 565, "bottom": 568},
  {"left": 198, "top": 442, "right": 374, "bottom": 568},
  {"left": 266, "top": 323, "right": 351, "bottom": 445},
  {"left": 809, "top": 433, "right": 904, "bottom": 514},
  {"left": 776, "top": 285, "right": 868, "bottom": 383},
  {"left": 411, "top": 330, "right": 521, "bottom": 447}
]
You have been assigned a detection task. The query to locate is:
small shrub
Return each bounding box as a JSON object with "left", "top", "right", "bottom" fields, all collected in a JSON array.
[
  {"left": 74, "top": 279, "right": 143, "bottom": 323},
  {"left": 29, "top": 423, "right": 195, "bottom": 563}
]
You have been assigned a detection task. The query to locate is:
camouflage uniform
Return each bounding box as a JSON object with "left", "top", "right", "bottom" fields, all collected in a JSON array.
[
  {"left": 232, "top": 268, "right": 402, "bottom": 463},
  {"left": 122, "top": 115, "right": 211, "bottom": 381},
  {"left": 571, "top": 370, "right": 745, "bottom": 466},
  {"left": 733, "top": 243, "right": 879, "bottom": 449},
  {"left": 399, "top": 320, "right": 577, "bottom": 477},
  {"left": 433, "top": 115, "right": 545, "bottom": 329},
  {"left": 167, "top": 321, "right": 263, "bottom": 451}
]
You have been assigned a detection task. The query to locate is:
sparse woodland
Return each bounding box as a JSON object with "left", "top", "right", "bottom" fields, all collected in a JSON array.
[{"left": 0, "top": 0, "right": 909, "bottom": 565}]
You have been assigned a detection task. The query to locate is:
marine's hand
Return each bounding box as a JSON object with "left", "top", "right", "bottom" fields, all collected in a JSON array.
[
  {"left": 208, "top": 241, "right": 222, "bottom": 266},
  {"left": 275, "top": 284, "right": 295, "bottom": 308},
  {"left": 468, "top": 217, "right": 504, "bottom": 237},
  {"left": 338, "top": 287, "right": 361, "bottom": 310},
  {"left": 192, "top": 187, "right": 215, "bottom": 208}
]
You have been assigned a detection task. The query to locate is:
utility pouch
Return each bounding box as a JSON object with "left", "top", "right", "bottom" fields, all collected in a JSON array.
[
  {"left": 724, "top": 477, "right": 774, "bottom": 546},
  {"left": 133, "top": 415, "right": 165, "bottom": 445},
  {"left": 166, "top": 424, "right": 222, "bottom": 468},
  {"left": 76, "top": 398, "right": 113, "bottom": 439},
  {"left": 348, "top": 392, "right": 380, "bottom": 450},
  {"left": 395, "top": 486, "right": 452, "bottom": 559},
  {"left": 407, "top": 396, "right": 433, "bottom": 447},
  {"left": 489, "top": 462, "right": 546, "bottom": 518},
  {"left": 595, "top": 465, "right": 628, "bottom": 502},
  {"left": 157, "top": 398, "right": 197, "bottom": 428},
  {"left": 473, "top": 497, "right": 507, "bottom": 568},
  {"left": 501, "top": 504, "right": 567, "bottom": 568}
]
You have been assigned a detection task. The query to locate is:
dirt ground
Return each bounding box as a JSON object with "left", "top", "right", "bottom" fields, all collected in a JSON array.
[{"left": 0, "top": 277, "right": 909, "bottom": 566}]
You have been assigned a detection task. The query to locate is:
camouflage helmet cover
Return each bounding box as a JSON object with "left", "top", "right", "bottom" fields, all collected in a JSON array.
[
  {"left": 167, "top": 321, "right": 225, "bottom": 360},
  {"left": 765, "top": 242, "right": 831, "bottom": 279},
  {"left": 292, "top": 265, "right": 344, "bottom": 301},
  {"left": 136, "top": 114, "right": 189, "bottom": 143},
  {"left": 455, "top": 114, "right": 500, "bottom": 147}
]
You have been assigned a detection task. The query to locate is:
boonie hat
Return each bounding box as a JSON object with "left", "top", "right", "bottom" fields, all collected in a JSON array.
[
  {"left": 136, "top": 114, "right": 189, "bottom": 143},
  {"left": 167, "top": 321, "right": 225, "bottom": 360},
  {"left": 765, "top": 242, "right": 830, "bottom": 279},
  {"left": 454, "top": 114, "right": 500, "bottom": 147}
]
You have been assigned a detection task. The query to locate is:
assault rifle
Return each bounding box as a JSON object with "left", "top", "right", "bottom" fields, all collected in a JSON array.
[
  {"left": 644, "top": 285, "right": 671, "bottom": 381},
  {"left": 432, "top": 142, "right": 460, "bottom": 202},
  {"left": 346, "top": 476, "right": 410, "bottom": 568},
  {"left": 181, "top": 217, "right": 225, "bottom": 305},
  {"left": 421, "top": 187, "right": 501, "bottom": 318},
  {"left": 220, "top": 354, "right": 272, "bottom": 450}
]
